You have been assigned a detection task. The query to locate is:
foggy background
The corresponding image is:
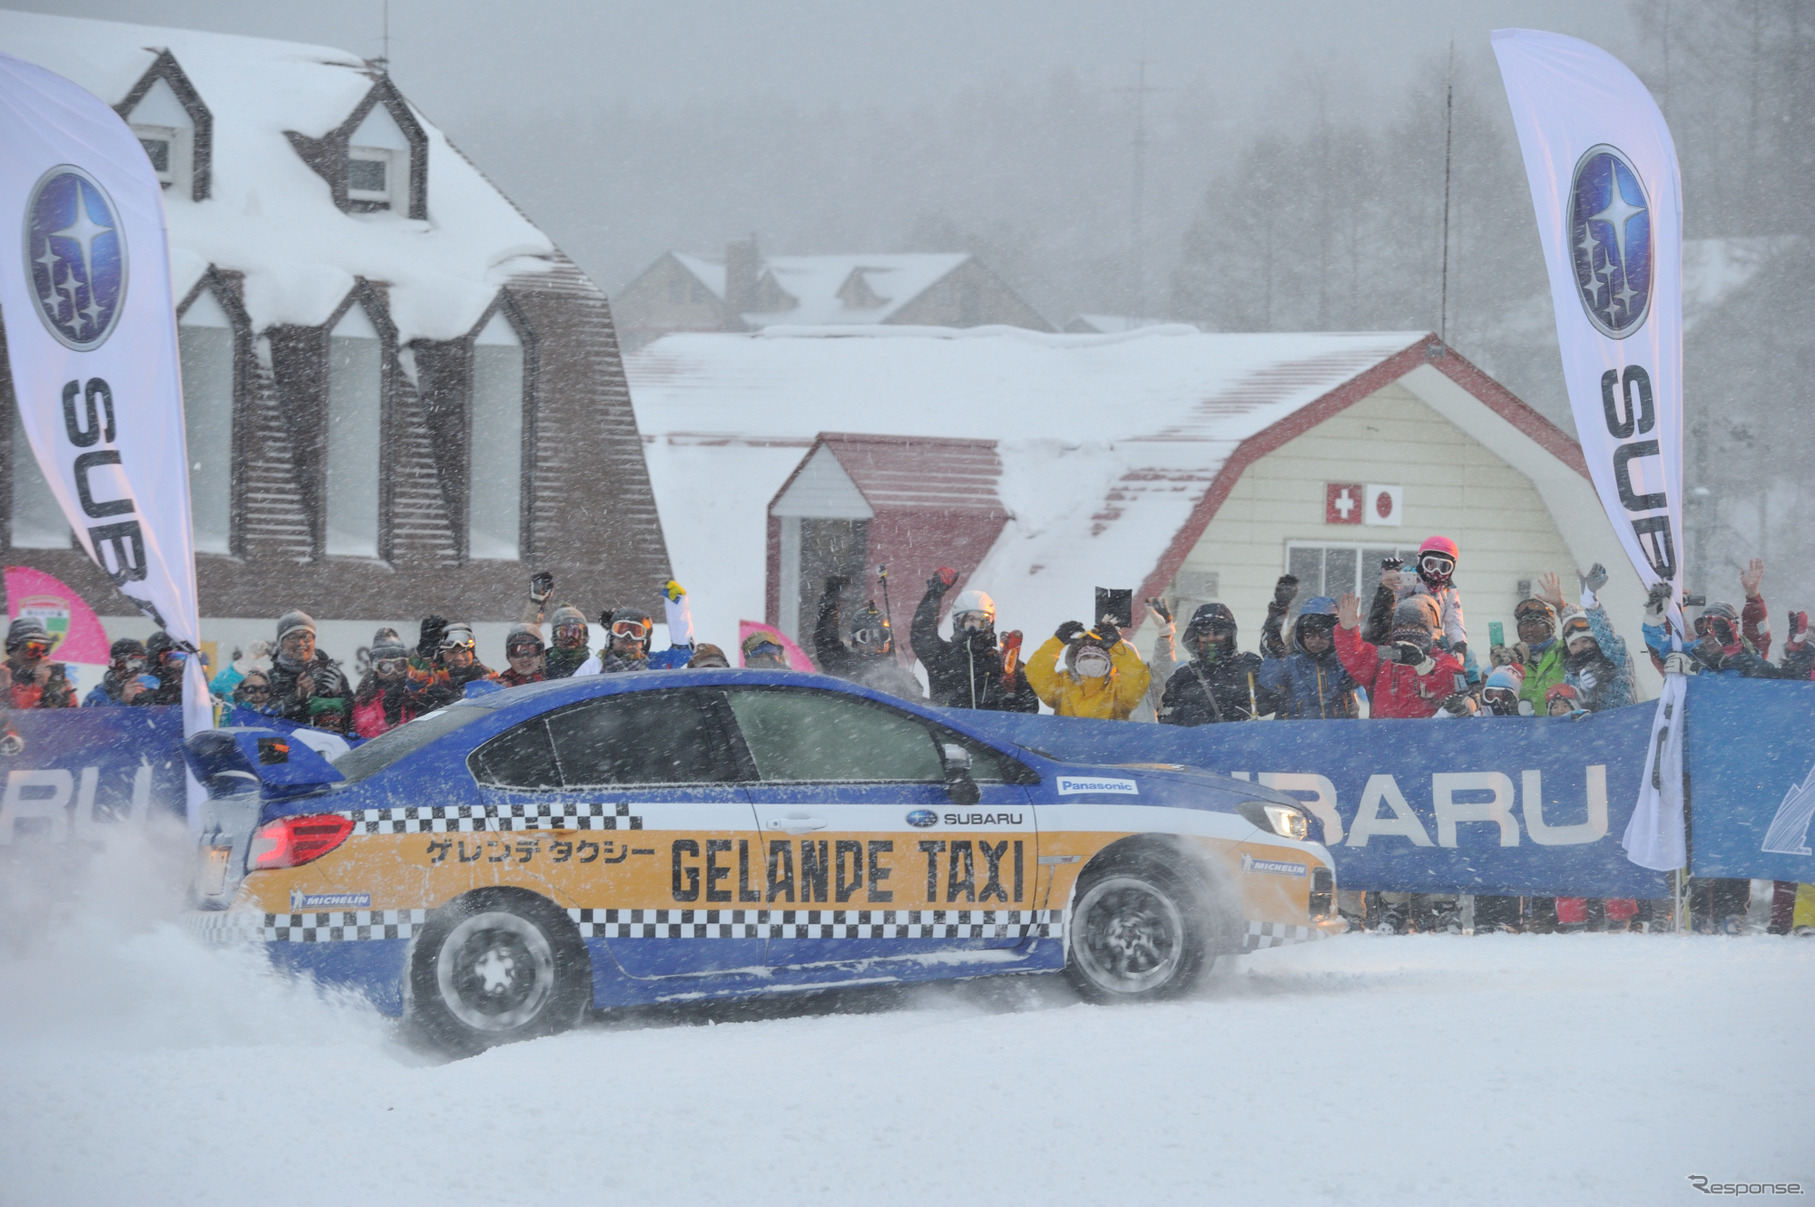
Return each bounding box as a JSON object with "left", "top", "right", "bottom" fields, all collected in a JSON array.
[{"left": 18, "top": 0, "right": 1815, "bottom": 605}]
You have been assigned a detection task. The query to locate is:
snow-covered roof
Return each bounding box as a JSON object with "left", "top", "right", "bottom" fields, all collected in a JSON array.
[
  {"left": 0, "top": 10, "right": 560, "bottom": 341},
  {"left": 629, "top": 325, "right": 1432, "bottom": 648},
  {"left": 672, "top": 252, "right": 973, "bottom": 326}
]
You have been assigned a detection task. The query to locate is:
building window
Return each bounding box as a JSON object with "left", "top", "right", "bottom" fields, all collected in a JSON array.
[
  {"left": 325, "top": 305, "right": 383, "bottom": 557},
  {"left": 468, "top": 310, "right": 524, "bottom": 560},
  {"left": 9, "top": 409, "right": 69, "bottom": 550},
  {"left": 179, "top": 290, "right": 235, "bottom": 555},
  {"left": 124, "top": 77, "right": 194, "bottom": 194},
  {"left": 1285, "top": 541, "right": 1422, "bottom": 605},
  {"left": 347, "top": 148, "right": 392, "bottom": 205},
  {"left": 346, "top": 101, "right": 412, "bottom": 212}
]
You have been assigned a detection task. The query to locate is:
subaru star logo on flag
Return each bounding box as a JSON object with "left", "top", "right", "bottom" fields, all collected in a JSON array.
[
  {"left": 1568, "top": 144, "right": 1652, "bottom": 339},
  {"left": 24, "top": 165, "right": 127, "bottom": 350}
]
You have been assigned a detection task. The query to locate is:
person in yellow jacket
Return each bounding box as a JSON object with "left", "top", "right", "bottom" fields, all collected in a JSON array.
[{"left": 1025, "top": 619, "right": 1151, "bottom": 719}]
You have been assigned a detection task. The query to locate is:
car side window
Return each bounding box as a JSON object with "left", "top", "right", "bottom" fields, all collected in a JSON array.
[
  {"left": 724, "top": 688, "right": 943, "bottom": 783},
  {"left": 546, "top": 689, "right": 740, "bottom": 786},
  {"left": 470, "top": 717, "right": 560, "bottom": 789}
]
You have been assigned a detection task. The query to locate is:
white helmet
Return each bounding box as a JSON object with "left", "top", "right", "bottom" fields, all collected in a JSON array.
[{"left": 950, "top": 589, "right": 995, "bottom": 625}]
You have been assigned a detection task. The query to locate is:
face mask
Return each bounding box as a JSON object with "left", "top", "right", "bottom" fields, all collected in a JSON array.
[{"left": 1074, "top": 649, "right": 1111, "bottom": 678}]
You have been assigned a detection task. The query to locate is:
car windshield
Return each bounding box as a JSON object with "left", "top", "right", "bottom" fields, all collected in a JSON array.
[{"left": 333, "top": 703, "right": 491, "bottom": 784}]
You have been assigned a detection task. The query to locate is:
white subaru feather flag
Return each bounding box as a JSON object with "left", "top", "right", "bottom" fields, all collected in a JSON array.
[
  {"left": 0, "top": 52, "right": 211, "bottom": 822},
  {"left": 1492, "top": 29, "right": 1687, "bottom": 871}
]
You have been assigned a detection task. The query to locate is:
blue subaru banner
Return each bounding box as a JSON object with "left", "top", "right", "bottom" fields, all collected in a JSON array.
[
  {"left": 0, "top": 705, "right": 186, "bottom": 845},
  {"left": 958, "top": 706, "right": 1670, "bottom": 898},
  {"left": 1683, "top": 676, "right": 1815, "bottom": 882}
]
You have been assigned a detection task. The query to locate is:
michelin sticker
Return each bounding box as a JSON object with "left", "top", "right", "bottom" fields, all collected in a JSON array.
[
  {"left": 291, "top": 891, "right": 372, "bottom": 910},
  {"left": 1056, "top": 776, "right": 1138, "bottom": 796},
  {"left": 1242, "top": 853, "right": 1307, "bottom": 877}
]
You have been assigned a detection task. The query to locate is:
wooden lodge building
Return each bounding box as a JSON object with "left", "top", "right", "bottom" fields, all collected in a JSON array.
[{"left": 0, "top": 12, "right": 669, "bottom": 663}]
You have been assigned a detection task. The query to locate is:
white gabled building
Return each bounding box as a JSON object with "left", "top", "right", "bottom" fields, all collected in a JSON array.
[{"left": 628, "top": 325, "right": 1658, "bottom": 699}]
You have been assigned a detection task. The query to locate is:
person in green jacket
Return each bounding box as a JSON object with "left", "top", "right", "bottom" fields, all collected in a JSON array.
[{"left": 1505, "top": 595, "right": 1568, "bottom": 710}]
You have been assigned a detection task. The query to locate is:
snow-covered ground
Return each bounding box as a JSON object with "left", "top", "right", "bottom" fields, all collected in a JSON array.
[{"left": 2, "top": 839, "right": 1808, "bottom": 1206}]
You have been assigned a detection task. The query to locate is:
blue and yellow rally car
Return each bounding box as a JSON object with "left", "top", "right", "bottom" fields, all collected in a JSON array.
[{"left": 183, "top": 670, "right": 1337, "bottom": 1052}]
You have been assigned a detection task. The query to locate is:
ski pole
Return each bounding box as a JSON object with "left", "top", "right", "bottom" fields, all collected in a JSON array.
[{"left": 877, "top": 564, "right": 893, "bottom": 632}]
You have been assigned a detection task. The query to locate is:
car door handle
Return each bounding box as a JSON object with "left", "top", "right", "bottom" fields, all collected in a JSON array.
[{"left": 767, "top": 815, "right": 828, "bottom": 834}]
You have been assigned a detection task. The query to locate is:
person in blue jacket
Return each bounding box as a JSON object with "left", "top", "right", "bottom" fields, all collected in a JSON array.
[
  {"left": 83, "top": 637, "right": 151, "bottom": 706},
  {"left": 1258, "top": 579, "right": 1358, "bottom": 720},
  {"left": 1561, "top": 563, "right": 1636, "bottom": 710}
]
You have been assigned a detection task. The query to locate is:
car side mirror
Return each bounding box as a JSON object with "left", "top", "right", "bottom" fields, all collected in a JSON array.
[{"left": 941, "top": 742, "right": 980, "bottom": 806}]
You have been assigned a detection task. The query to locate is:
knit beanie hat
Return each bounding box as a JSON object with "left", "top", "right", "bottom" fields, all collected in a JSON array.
[{"left": 275, "top": 610, "right": 316, "bottom": 643}]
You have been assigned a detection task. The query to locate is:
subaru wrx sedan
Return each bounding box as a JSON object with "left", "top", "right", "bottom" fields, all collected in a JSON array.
[{"left": 183, "top": 670, "right": 1336, "bottom": 1053}]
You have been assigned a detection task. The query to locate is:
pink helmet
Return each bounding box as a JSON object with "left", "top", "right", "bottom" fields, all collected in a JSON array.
[{"left": 1418, "top": 535, "right": 1460, "bottom": 561}]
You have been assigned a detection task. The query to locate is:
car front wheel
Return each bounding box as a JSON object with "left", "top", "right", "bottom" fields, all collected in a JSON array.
[
  {"left": 408, "top": 890, "right": 589, "bottom": 1054},
  {"left": 1064, "top": 858, "right": 1217, "bottom": 1002}
]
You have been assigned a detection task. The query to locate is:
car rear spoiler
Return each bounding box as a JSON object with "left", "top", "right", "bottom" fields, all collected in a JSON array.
[{"left": 184, "top": 727, "right": 345, "bottom": 800}]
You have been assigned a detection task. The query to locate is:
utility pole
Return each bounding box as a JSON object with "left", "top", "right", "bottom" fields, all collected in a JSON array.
[
  {"left": 1439, "top": 40, "right": 1454, "bottom": 345},
  {"left": 1115, "top": 59, "right": 1163, "bottom": 320},
  {"left": 376, "top": 0, "right": 391, "bottom": 71}
]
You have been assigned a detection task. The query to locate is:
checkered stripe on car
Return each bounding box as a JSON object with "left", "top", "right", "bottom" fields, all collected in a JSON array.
[
  {"left": 1242, "top": 921, "right": 1320, "bottom": 950},
  {"left": 567, "top": 907, "right": 1064, "bottom": 940},
  {"left": 351, "top": 801, "right": 643, "bottom": 835},
  {"left": 180, "top": 909, "right": 429, "bottom": 943}
]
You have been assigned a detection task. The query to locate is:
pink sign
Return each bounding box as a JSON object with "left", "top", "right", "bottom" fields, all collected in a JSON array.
[
  {"left": 6, "top": 565, "right": 111, "bottom": 663},
  {"left": 737, "top": 620, "right": 816, "bottom": 672}
]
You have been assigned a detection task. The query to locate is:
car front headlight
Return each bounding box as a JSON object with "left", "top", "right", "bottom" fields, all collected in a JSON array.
[{"left": 1263, "top": 803, "right": 1309, "bottom": 841}]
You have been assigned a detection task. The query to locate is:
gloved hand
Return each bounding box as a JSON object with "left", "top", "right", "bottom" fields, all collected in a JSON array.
[
  {"left": 1413, "top": 655, "right": 1437, "bottom": 675},
  {"left": 1577, "top": 564, "right": 1606, "bottom": 610},
  {"left": 0, "top": 728, "right": 22, "bottom": 756},
  {"left": 418, "top": 616, "right": 448, "bottom": 659},
  {"left": 1489, "top": 644, "right": 1515, "bottom": 668},
  {"left": 1577, "top": 667, "right": 1599, "bottom": 693},
  {"left": 1055, "top": 620, "right": 1088, "bottom": 645},
  {"left": 927, "top": 567, "right": 958, "bottom": 593},
  {"left": 824, "top": 574, "right": 849, "bottom": 595},
  {"left": 1510, "top": 641, "right": 1532, "bottom": 666},
  {"left": 1094, "top": 618, "right": 1122, "bottom": 647},
  {"left": 1146, "top": 596, "right": 1172, "bottom": 624},
  {"left": 529, "top": 571, "right": 554, "bottom": 605},
  {"left": 1518, "top": 699, "right": 1535, "bottom": 717},
  {"left": 1644, "top": 582, "right": 1673, "bottom": 624},
  {"left": 1663, "top": 651, "right": 1699, "bottom": 676},
  {"left": 1387, "top": 641, "right": 1424, "bottom": 666},
  {"left": 1788, "top": 611, "right": 1809, "bottom": 648},
  {"left": 1439, "top": 693, "right": 1477, "bottom": 717},
  {"left": 1270, "top": 574, "right": 1299, "bottom": 613},
  {"left": 663, "top": 579, "right": 687, "bottom": 602},
  {"left": 312, "top": 664, "right": 345, "bottom": 697},
  {"left": 1379, "top": 557, "right": 1404, "bottom": 592}
]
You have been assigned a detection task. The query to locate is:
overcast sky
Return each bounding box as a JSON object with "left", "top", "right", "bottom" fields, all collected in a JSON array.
[{"left": 24, "top": 0, "right": 1638, "bottom": 133}]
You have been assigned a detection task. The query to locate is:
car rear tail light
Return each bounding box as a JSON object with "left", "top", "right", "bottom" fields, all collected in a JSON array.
[{"left": 247, "top": 814, "right": 354, "bottom": 870}]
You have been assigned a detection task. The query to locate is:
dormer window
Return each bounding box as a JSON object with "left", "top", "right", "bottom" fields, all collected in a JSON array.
[
  {"left": 115, "top": 51, "right": 211, "bottom": 201},
  {"left": 347, "top": 146, "right": 393, "bottom": 206}
]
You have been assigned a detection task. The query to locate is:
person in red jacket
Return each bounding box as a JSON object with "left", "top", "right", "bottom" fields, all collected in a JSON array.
[
  {"left": 1334, "top": 593, "right": 1466, "bottom": 719},
  {"left": 352, "top": 628, "right": 420, "bottom": 739}
]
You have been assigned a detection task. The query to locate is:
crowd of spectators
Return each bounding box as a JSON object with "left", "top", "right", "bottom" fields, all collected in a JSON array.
[{"left": 7, "top": 534, "right": 1808, "bottom": 937}]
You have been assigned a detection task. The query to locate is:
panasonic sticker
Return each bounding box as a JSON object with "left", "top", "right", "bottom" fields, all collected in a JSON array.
[{"left": 1056, "top": 776, "right": 1138, "bottom": 796}]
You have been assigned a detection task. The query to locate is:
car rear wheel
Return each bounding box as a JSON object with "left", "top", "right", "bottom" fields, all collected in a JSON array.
[
  {"left": 408, "top": 890, "right": 589, "bottom": 1055},
  {"left": 1064, "top": 857, "right": 1217, "bottom": 1003}
]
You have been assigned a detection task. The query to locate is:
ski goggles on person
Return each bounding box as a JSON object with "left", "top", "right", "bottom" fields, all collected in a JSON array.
[
  {"left": 237, "top": 682, "right": 271, "bottom": 701},
  {"left": 15, "top": 640, "right": 52, "bottom": 658},
  {"left": 159, "top": 649, "right": 188, "bottom": 666},
  {"left": 1513, "top": 600, "right": 1554, "bottom": 623},
  {"left": 1419, "top": 554, "right": 1455, "bottom": 578},
  {"left": 850, "top": 626, "right": 889, "bottom": 647},
  {"left": 506, "top": 641, "right": 544, "bottom": 659},
  {"left": 373, "top": 657, "right": 409, "bottom": 675},
  {"left": 610, "top": 619, "right": 649, "bottom": 640},
  {"left": 553, "top": 621, "right": 588, "bottom": 645},
  {"left": 744, "top": 640, "right": 784, "bottom": 660},
  {"left": 952, "top": 611, "right": 992, "bottom": 633},
  {"left": 1693, "top": 615, "right": 1737, "bottom": 644},
  {"left": 439, "top": 635, "right": 476, "bottom": 652},
  {"left": 1482, "top": 686, "right": 1519, "bottom": 708}
]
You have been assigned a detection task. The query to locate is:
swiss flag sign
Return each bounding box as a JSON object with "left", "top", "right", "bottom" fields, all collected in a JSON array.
[
  {"left": 1325, "top": 483, "right": 1363, "bottom": 525},
  {"left": 1363, "top": 484, "right": 1403, "bottom": 526}
]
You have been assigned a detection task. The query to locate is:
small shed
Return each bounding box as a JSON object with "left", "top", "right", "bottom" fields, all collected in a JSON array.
[{"left": 766, "top": 434, "right": 1008, "bottom": 646}]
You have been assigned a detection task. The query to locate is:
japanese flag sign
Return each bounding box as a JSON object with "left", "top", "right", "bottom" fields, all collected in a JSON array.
[
  {"left": 1493, "top": 29, "right": 1687, "bottom": 871},
  {"left": 0, "top": 52, "right": 211, "bottom": 819}
]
